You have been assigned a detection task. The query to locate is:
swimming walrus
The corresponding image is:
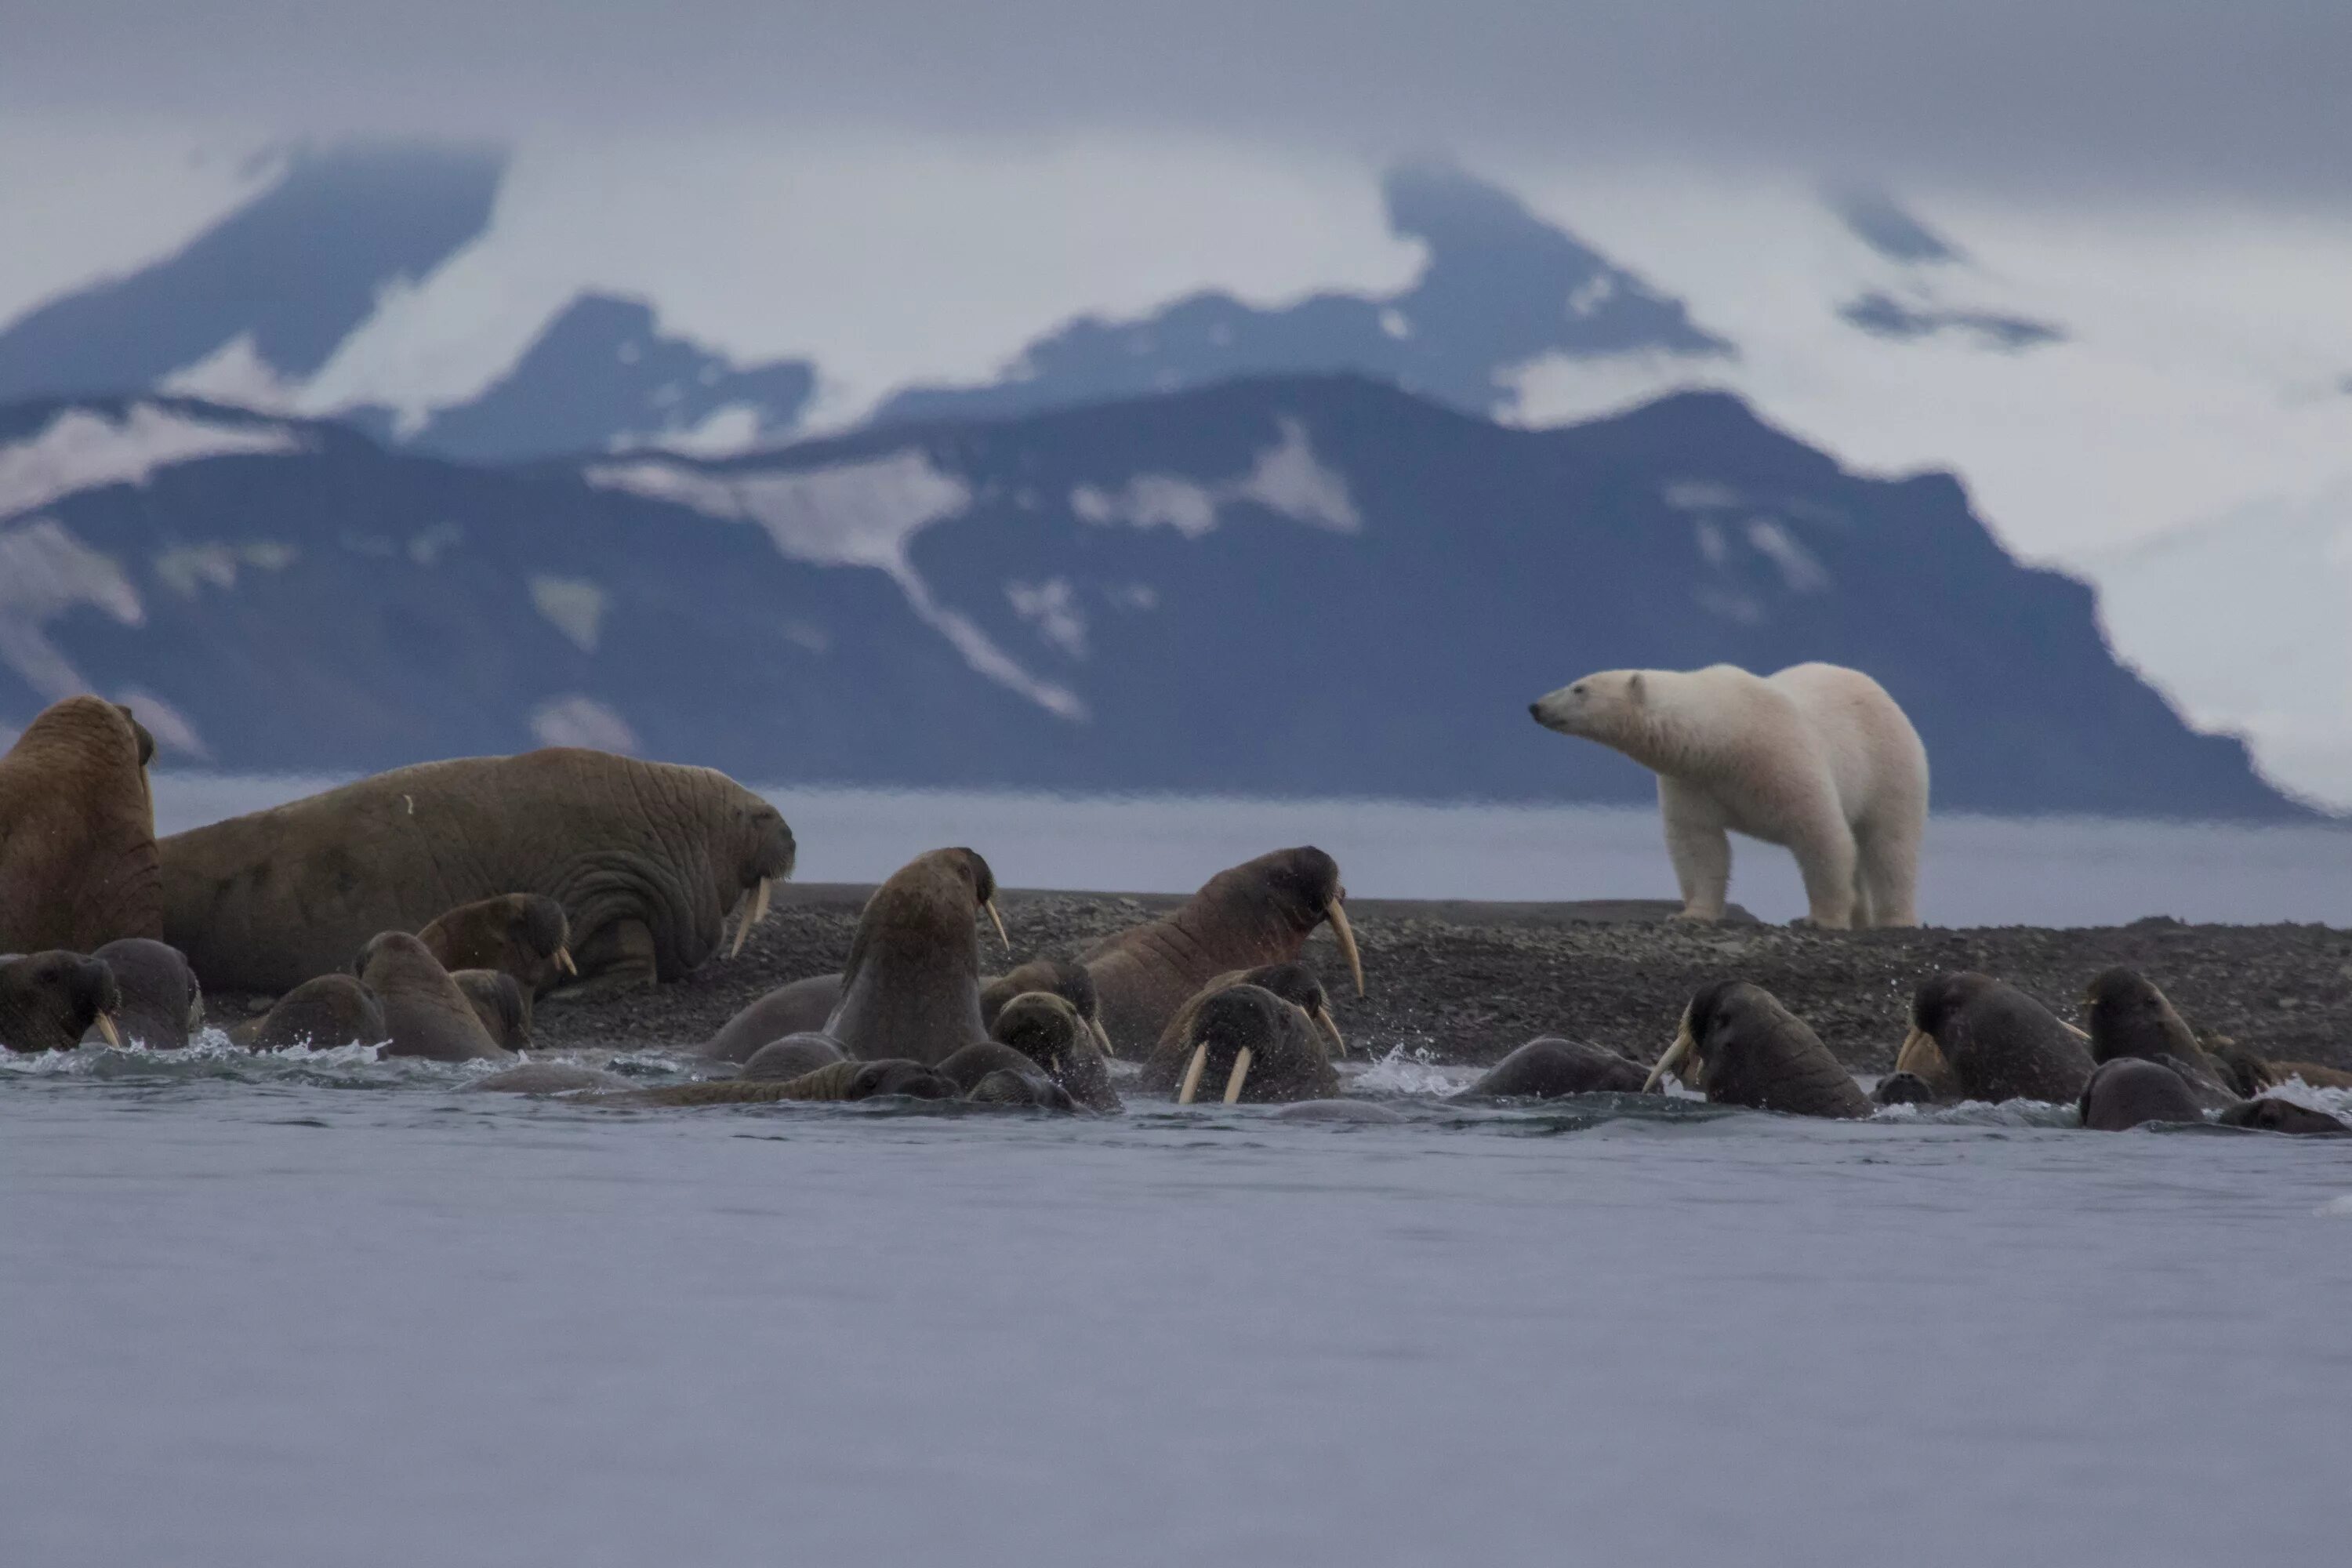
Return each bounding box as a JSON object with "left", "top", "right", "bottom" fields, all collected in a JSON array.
[
  {"left": 1141, "top": 961, "right": 1347, "bottom": 1092},
  {"left": 2081, "top": 968, "right": 2235, "bottom": 1109},
  {"left": 2078, "top": 1056, "right": 2206, "bottom": 1131},
  {"left": 621, "top": 1058, "right": 961, "bottom": 1106},
  {"left": 739, "top": 1032, "right": 850, "bottom": 1081},
  {"left": 1085, "top": 847, "right": 1363, "bottom": 1054},
  {"left": 354, "top": 931, "right": 508, "bottom": 1063},
  {"left": 1162, "top": 983, "right": 1339, "bottom": 1105},
  {"left": 0, "top": 696, "right": 162, "bottom": 954},
  {"left": 84, "top": 938, "right": 202, "bottom": 1049},
  {"left": 157, "top": 748, "right": 795, "bottom": 996},
  {"left": 241, "top": 975, "right": 388, "bottom": 1051},
  {"left": 450, "top": 969, "right": 532, "bottom": 1049},
  {"left": 1460, "top": 1036, "right": 1649, "bottom": 1100},
  {"left": 417, "top": 894, "right": 575, "bottom": 996},
  {"left": 2213, "top": 1096, "right": 2352, "bottom": 1136},
  {"left": 0, "top": 950, "right": 123, "bottom": 1054},
  {"left": 702, "top": 956, "right": 1110, "bottom": 1067},
  {"left": 964, "top": 1068, "right": 1080, "bottom": 1111},
  {"left": 1895, "top": 972, "right": 2094, "bottom": 1105},
  {"left": 2201, "top": 1036, "right": 2352, "bottom": 1095},
  {"left": 1646, "top": 981, "right": 1871, "bottom": 1119},
  {"left": 821, "top": 848, "right": 1007, "bottom": 1067},
  {"left": 935, "top": 992, "right": 1119, "bottom": 1112},
  {"left": 979, "top": 960, "right": 1116, "bottom": 1058}
]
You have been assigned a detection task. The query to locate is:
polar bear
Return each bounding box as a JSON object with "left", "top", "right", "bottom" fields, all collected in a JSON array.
[{"left": 1529, "top": 662, "right": 1927, "bottom": 928}]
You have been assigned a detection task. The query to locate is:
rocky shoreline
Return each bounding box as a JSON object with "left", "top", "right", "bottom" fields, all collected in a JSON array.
[{"left": 523, "top": 886, "right": 2352, "bottom": 1073}]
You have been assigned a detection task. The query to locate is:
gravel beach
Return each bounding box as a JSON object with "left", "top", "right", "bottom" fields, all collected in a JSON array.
[{"left": 523, "top": 884, "right": 2352, "bottom": 1073}]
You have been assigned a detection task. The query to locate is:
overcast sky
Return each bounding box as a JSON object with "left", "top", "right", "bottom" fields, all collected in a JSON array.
[{"left": 10, "top": 2, "right": 2349, "bottom": 205}]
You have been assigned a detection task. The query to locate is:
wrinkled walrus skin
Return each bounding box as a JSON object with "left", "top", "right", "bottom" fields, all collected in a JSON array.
[
  {"left": 1648, "top": 981, "right": 1871, "bottom": 1120},
  {"left": 158, "top": 748, "right": 795, "bottom": 994},
  {"left": 821, "top": 848, "right": 1001, "bottom": 1068},
  {"left": 1086, "top": 847, "right": 1362, "bottom": 1055},
  {"left": 1898, "top": 972, "right": 2093, "bottom": 1105},
  {"left": 0, "top": 696, "right": 162, "bottom": 955}
]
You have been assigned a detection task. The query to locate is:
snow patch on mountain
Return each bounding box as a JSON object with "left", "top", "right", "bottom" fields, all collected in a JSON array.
[
  {"left": 530, "top": 695, "right": 638, "bottom": 753},
  {"left": 0, "top": 403, "right": 303, "bottom": 521},
  {"left": 1072, "top": 417, "right": 1358, "bottom": 537}
]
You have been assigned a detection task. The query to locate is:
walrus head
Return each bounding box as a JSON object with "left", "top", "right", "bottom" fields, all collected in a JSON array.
[
  {"left": 2082, "top": 968, "right": 2213, "bottom": 1075},
  {"left": 1646, "top": 980, "right": 1869, "bottom": 1118},
  {"left": 1173, "top": 982, "right": 1338, "bottom": 1106},
  {"left": 990, "top": 990, "right": 1121, "bottom": 1112},
  {"left": 0, "top": 951, "right": 124, "bottom": 1054},
  {"left": 2214, "top": 1096, "right": 2352, "bottom": 1136},
  {"left": 0, "top": 695, "right": 162, "bottom": 955},
  {"left": 1187, "top": 847, "right": 1363, "bottom": 997},
  {"left": 720, "top": 797, "right": 799, "bottom": 959},
  {"left": 418, "top": 893, "right": 576, "bottom": 994},
  {"left": 981, "top": 958, "right": 1113, "bottom": 1056}
]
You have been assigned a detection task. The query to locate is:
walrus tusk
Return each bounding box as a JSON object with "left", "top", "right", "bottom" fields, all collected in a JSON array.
[
  {"left": 1895, "top": 1025, "right": 1944, "bottom": 1078},
  {"left": 1313, "top": 1003, "right": 1346, "bottom": 1058},
  {"left": 727, "top": 894, "right": 754, "bottom": 960},
  {"left": 1177, "top": 1042, "right": 1209, "bottom": 1105},
  {"left": 95, "top": 1011, "right": 122, "bottom": 1049},
  {"left": 1325, "top": 899, "right": 1365, "bottom": 996},
  {"left": 2060, "top": 1019, "right": 2091, "bottom": 1043},
  {"left": 1222, "top": 1046, "right": 1254, "bottom": 1105},
  {"left": 750, "top": 876, "right": 771, "bottom": 927},
  {"left": 555, "top": 946, "right": 579, "bottom": 977},
  {"left": 1091, "top": 1018, "right": 1117, "bottom": 1058},
  {"left": 985, "top": 897, "right": 1010, "bottom": 954},
  {"left": 1644, "top": 1019, "right": 1694, "bottom": 1093}
]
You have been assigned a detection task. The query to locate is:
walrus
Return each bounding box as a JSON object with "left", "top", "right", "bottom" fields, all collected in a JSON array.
[
  {"left": 470, "top": 1062, "right": 635, "bottom": 1094},
  {"left": 2263, "top": 1060, "right": 2352, "bottom": 1091},
  {"left": 241, "top": 975, "right": 388, "bottom": 1051},
  {"left": 987, "top": 990, "right": 1120, "bottom": 1112},
  {"left": 354, "top": 931, "right": 507, "bottom": 1062},
  {"left": 0, "top": 696, "right": 162, "bottom": 954},
  {"left": 157, "top": 748, "right": 796, "bottom": 995},
  {"left": 620, "top": 1058, "right": 960, "bottom": 1106},
  {"left": 85, "top": 937, "right": 202, "bottom": 1049},
  {"left": 740, "top": 1032, "right": 849, "bottom": 1082},
  {"left": 2199, "top": 1036, "right": 2280, "bottom": 1098},
  {"left": 1163, "top": 983, "right": 1339, "bottom": 1105},
  {"left": 1085, "top": 847, "right": 1363, "bottom": 1054},
  {"left": 2213, "top": 1096, "right": 2352, "bottom": 1136},
  {"left": 450, "top": 969, "right": 532, "bottom": 1049},
  {"left": 1646, "top": 981, "right": 1871, "bottom": 1118},
  {"left": 702, "top": 955, "right": 1110, "bottom": 1067},
  {"left": 2081, "top": 968, "right": 2235, "bottom": 1109},
  {"left": 1142, "top": 961, "right": 1348, "bottom": 1092},
  {"left": 1896, "top": 972, "right": 2094, "bottom": 1105},
  {"left": 2079, "top": 1057, "right": 2206, "bottom": 1131},
  {"left": 0, "top": 950, "right": 123, "bottom": 1054},
  {"left": 1274, "top": 1100, "right": 1405, "bottom": 1123},
  {"left": 821, "top": 848, "right": 1007, "bottom": 1067},
  {"left": 1461, "top": 1036, "right": 1649, "bottom": 1100},
  {"left": 1871, "top": 1071, "right": 1940, "bottom": 1107},
  {"left": 417, "top": 894, "right": 575, "bottom": 996},
  {"left": 964, "top": 1068, "right": 1080, "bottom": 1111}
]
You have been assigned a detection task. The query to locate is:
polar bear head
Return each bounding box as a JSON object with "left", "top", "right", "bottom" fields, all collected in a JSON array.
[{"left": 1529, "top": 670, "right": 1648, "bottom": 742}]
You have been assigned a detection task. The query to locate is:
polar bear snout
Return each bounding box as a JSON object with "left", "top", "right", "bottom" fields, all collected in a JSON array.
[{"left": 1529, "top": 685, "right": 1586, "bottom": 735}]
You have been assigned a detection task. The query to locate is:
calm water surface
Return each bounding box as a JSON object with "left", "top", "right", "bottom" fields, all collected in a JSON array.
[{"left": 5, "top": 1044, "right": 2349, "bottom": 1567}]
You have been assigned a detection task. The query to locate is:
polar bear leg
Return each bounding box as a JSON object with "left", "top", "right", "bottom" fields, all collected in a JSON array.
[
  {"left": 1658, "top": 777, "right": 1732, "bottom": 920},
  {"left": 1785, "top": 800, "right": 1860, "bottom": 930},
  {"left": 1855, "top": 813, "right": 1921, "bottom": 927}
]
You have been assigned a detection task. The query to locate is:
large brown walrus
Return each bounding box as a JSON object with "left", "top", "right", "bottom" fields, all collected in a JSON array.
[
  {"left": 938, "top": 991, "right": 1120, "bottom": 1112},
  {"left": 822, "top": 848, "right": 1007, "bottom": 1067},
  {"left": 241, "top": 975, "right": 387, "bottom": 1052},
  {"left": 620, "top": 1058, "right": 960, "bottom": 1107},
  {"left": 1461, "top": 1036, "right": 1650, "bottom": 1100},
  {"left": 1141, "top": 961, "right": 1345, "bottom": 1094},
  {"left": 1894, "top": 972, "right": 2094, "bottom": 1105},
  {"left": 2081, "top": 968, "right": 2235, "bottom": 1110},
  {"left": 354, "top": 931, "right": 508, "bottom": 1062},
  {"left": 0, "top": 696, "right": 161, "bottom": 954},
  {"left": 417, "top": 894, "right": 575, "bottom": 996},
  {"left": 451, "top": 969, "right": 532, "bottom": 1049},
  {"left": 2078, "top": 1056, "right": 2205, "bottom": 1131},
  {"left": 702, "top": 956, "right": 1111, "bottom": 1066},
  {"left": 1646, "top": 981, "right": 1871, "bottom": 1119},
  {"left": 157, "top": 749, "right": 795, "bottom": 995},
  {"left": 85, "top": 938, "right": 202, "bottom": 1050},
  {"left": 0, "top": 950, "right": 123, "bottom": 1054},
  {"left": 1158, "top": 983, "right": 1339, "bottom": 1105},
  {"left": 1086, "top": 847, "right": 1363, "bottom": 1054}
]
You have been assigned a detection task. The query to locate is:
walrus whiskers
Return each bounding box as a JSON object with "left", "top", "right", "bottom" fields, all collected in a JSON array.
[
  {"left": 1221, "top": 1045, "right": 1254, "bottom": 1104},
  {"left": 1178, "top": 1042, "right": 1209, "bottom": 1105},
  {"left": 1325, "top": 900, "right": 1364, "bottom": 996}
]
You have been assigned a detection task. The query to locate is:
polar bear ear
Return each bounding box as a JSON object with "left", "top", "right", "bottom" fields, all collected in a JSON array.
[{"left": 1627, "top": 672, "right": 1646, "bottom": 704}]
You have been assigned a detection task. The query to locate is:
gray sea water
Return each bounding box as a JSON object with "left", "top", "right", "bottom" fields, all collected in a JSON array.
[{"left": 7, "top": 780, "right": 2348, "bottom": 1564}]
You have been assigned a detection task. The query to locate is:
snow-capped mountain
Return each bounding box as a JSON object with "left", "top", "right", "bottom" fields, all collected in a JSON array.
[{"left": 0, "top": 379, "right": 2302, "bottom": 818}]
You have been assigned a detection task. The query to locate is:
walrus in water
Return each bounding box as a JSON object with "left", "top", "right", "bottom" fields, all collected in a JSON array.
[
  {"left": 1161, "top": 983, "right": 1338, "bottom": 1105},
  {"left": 1646, "top": 981, "right": 1870, "bottom": 1119},
  {"left": 0, "top": 696, "right": 161, "bottom": 954},
  {"left": 702, "top": 955, "right": 1109, "bottom": 1067},
  {"left": 622, "top": 1058, "right": 960, "bottom": 1106},
  {"left": 1871, "top": 1071, "right": 1941, "bottom": 1108},
  {"left": 2078, "top": 1057, "right": 2206, "bottom": 1130},
  {"left": 821, "top": 848, "right": 1007, "bottom": 1067},
  {"left": 1085, "top": 847, "right": 1363, "bottom": 1054},
  {"left": 2213, "top": 1096, "right": 2352, "bottom": 1136},
  {"left": 937, "top": 991, "right": 1120, "bottom": 1112},
  {"left": 241, "top": 975, "right": 388, "bottom": 1051},
  {"left": 964, "top": 1068, "right": 1079, "bottom": 1111},
  {"left": 451, "top": 969, "right": 532, "bottom": 1049},
  {"left": 158, "top": 748, "right": 795, "bottom": 996},
  {"left": 1895, "top": 972, "right": 2094, "bottom": 1105},
  {"left": 417, "top": 894, "right": 575, "bottom": 996},
  {"left": 85, "top": 938, "right": 202, "bottom": 1049},
  {"left": 2081, "top": 968, "right": 2235, "bottom": 1109},
  {"left": 2201, "top": 1036, "right": 2352, "bottom": 1095},
  {"left": 740, "top": 1033, "right": 850, "bottom": 1082},
  {"left": 354, "top": 931, "right": 507, "bottom": 1062},
  {"left": 1461, "top": 1036, "right": 1649, "bottom": 1100},
  {"left": 1142, "top": 961, "right": 1347, "bottom": 1091},
  {"left": 0, "top": 951, "right": 123, "bottom": 1054}
]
